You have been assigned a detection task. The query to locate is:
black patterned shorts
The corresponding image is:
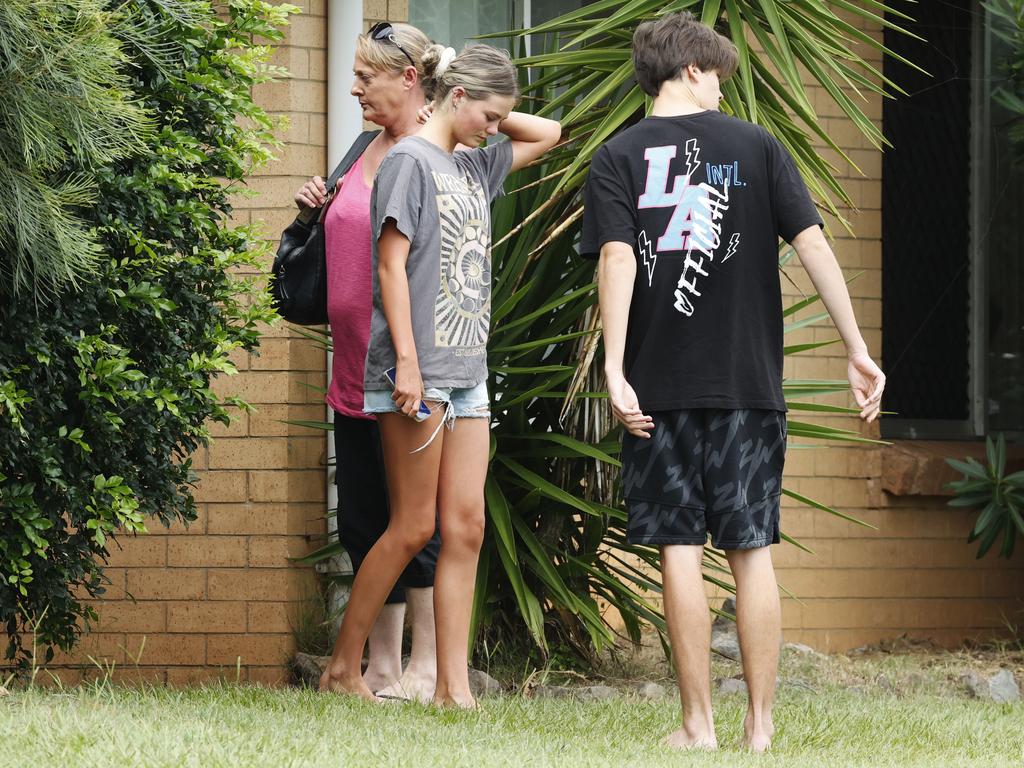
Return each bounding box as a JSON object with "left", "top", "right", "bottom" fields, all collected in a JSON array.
[{"left": 621, "top": 409, "right": 786, "bottom": 550}]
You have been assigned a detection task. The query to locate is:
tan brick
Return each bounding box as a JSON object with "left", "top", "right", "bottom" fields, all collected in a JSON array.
[
  {"left": 165, "top": 505, "right": 207, "bottom": 535},
  {"left": 249, "top": 205, "right": 301, "bottom": 241},
  {"left": 289, "top": 435, "right": 327, "bottom": 469},
  {"left": 128, "top": 568, "right": 206, "bottom": 600},
  {"left": 191, "top": 470, "right": 247, "bottom": 502},
  {"left": 250, "top": 404, "right": 329, "bottom": 437},
  {"left": 309, "top": 113, "right": 327, "bottom": 146},
  {"left": 234, "top": 176, "right": 309, "bottom": 211},
  {"left": 167, "top": 601, "right": 247, "bottom": 634},
  {"left": 249, "top": 469, "right": 325, "bottom": 502},
  {"left": 388, "top": 0, "right": 408, "bottom": 21},
  {"left": 211, "top": 371, "right": 292, "bottom": 404},
  {"left": 248, "top": 535, "right": 313, "bottom": 567},
  {"left": 77, "top": 568, "right": 125, "bottom": 600},
  {"left": 290, "top": 14, "right": 327, "bottom": 48},
  {"left": 227, "top": 347, "right": 250, "bottom": 372},
  {"left": 250, "top": 337, "right": 328, "bottom": 372},
  {"left": 91, "top": 600, "right": 167, "bottom": 634},
  {"left": 309, "top": 48, "right": 326, "bottom": 81},
  {"left": 92, "top": 667, "right": 168, "bottom": 686},
  {"left": 207, "top": 633, "right": 295, "bottom": 666},
  {"left": 126, "top": 633, "right": 206, "bottom": 667},
  {"left": 208, "top": 568, "right": 305, "bottom": 601},
  {"left": 48, "top": 631, "right": 126, "bottom": 666},
  {"left": 34, "top": 668, "right": 84, "bottom": 688},
  {"left": 271, "top": 46, "right": 308, "bottom": 80},
  {"left": 264, "top": 143, "right": 329, "bottom": 178},
  {"left": 168, "top": 535, "right": 248, "bottom": 567},
  {"left": 213, "top": 502, "right": 323, "bottom": 537},
  {"left": 248, "top": 665, "right": 291, "bottom": 686},
  {"left": 208, "top": 437, "right": 288, "bottom": 470},
  {"left": 248, "top": 602, "right": 294, "bottom": 633},
  {"left": 190, "top": 446, "right": 209, "bottom": 471},
  {"left": 207, "top": 407, "right": 248, "bottom": 438},
  {"left": 364, "top": 0, "right": 387, "bottom": 20},
  {"left": 104, "top": 536, "right": 167, "bottom": 568},
  {"left": 166, "top": 666, "right": 238, "bottom": 687}
]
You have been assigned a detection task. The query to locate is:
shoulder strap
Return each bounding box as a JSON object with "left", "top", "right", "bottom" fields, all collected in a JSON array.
[{"left": 325, "top": 130, "right": 381, "bottom": 190}]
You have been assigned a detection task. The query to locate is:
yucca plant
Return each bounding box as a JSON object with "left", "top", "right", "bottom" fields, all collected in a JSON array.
[
  {"left": 296, "top": 1, "right": 909, "bottom": 663},
  {"left": 947, "top": 435, "right": 1024, "bottom": 559}
]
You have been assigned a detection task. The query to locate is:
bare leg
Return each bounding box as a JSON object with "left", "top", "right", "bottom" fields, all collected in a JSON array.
[
  {"left": 726, "top": 546, "right": 780, "bottom": 753},
  {"left": 661, "top": 544, "right": 717, "bottom": 751},
  {"left": 432, "top": 417, "right": 489, "bottom": 708},
  {"left": 362, "top": 603, "right": 405, "bottom": 693},
  {"left": 320, "top": 411, "right": 445, "bottom": 700},
  {"left": 375, "top": 586, "right": 437, "bottom": 702}
]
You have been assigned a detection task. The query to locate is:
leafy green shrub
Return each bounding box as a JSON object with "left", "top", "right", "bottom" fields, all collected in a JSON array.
[
  {"left": 0, "top": 0, "right": 293, "bottom": 666},
  {"left": 947, "top": 435, "right": 1024, "bottom": 558}
]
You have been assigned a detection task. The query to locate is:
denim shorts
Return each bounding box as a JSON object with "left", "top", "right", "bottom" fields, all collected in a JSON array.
[{"left": 363, "top": 379, "right": 490, "bottom": 420}]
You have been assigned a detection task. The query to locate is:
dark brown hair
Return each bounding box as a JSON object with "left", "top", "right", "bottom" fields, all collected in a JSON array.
[{"left": 632, "top": 12, "right": 738, "bottom": 97}]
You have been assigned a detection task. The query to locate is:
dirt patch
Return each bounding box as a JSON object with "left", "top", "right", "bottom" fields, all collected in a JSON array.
[{"left": 518, "top": 633, "right": 1024, "bottom": 700}]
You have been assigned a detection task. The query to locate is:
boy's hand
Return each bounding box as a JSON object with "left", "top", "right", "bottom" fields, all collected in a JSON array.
[
  {"left": 847, "top": 351, "right": 885, "bottom": 422},
  {"left": 607, "top": 374, "right": 654, "bottom": 438}
]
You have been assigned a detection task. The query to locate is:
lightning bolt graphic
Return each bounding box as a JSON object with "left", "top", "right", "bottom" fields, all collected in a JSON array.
[
  {"left": 639, "top": 229, "right": 656, "bottom": 286},
  {"left": 683, "top": 138, "right": 700, "bottom": 178},
  {"left": 722, "top": 232, "right": 740, "bottom": 263}
]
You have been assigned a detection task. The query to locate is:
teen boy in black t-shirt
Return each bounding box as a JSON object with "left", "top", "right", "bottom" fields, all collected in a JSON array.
[{"left": 580, "top": 12, "right": 885, "bottom": 753}]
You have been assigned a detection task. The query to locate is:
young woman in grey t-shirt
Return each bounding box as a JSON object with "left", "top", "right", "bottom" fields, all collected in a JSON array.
[{"left": 320, "top": 43, "right": 561, "bottom": 708}]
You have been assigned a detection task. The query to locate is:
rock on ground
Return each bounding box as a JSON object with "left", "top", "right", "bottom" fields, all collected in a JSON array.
[
  {"left": 292, "top": 652, "right": 327, "bottom": 689},
  {"left": 532, "top": 684, "right": 617, "bottom": 701},
  {"left": 784, "top": 642, "right": 824, "bottom": 657},
  {"left": 468, "top": 669, "right": 502, "bottom": 697},
  {"left": 716, "top": 677, "right": 748, "bottom": 695},
  {"left": 634, "top": 681, "right": 668, "bottom": 699},
  {"left": 988, "top": 669, "right": 1021, "bottom": 703},
  {"left": 710, "top": 598, "right": 741, "bottom": 661}
]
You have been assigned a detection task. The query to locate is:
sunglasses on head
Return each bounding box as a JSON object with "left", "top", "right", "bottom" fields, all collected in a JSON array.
[{"left": 367, "top": 22, "right": 416, "bottom": 68}]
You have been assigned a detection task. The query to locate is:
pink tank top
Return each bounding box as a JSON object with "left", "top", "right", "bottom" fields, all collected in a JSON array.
[{"left": 324, "top": 154, "right": 374, "bottom": 419}]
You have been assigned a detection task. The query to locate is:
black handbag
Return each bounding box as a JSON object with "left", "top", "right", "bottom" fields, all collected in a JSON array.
[{"left": 270, "top": 130, "right": 380, "bottom": 325}]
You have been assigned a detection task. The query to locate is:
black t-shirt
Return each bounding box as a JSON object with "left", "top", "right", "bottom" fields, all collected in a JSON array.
[{"left": 580, "top": 110, "right": 822, "bottom": 412}]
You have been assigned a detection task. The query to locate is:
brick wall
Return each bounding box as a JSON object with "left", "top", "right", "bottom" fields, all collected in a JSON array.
[{"left": 36, "top": 2, "right": 1024, "bottom": 684}]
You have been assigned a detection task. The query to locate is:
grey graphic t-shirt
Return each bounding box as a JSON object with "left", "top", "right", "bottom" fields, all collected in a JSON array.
[{"left": 364, "top": 135, "right": 514, "bottom": 391}]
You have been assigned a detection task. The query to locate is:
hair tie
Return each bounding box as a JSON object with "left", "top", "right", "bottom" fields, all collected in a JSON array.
[{"left": 436, "top": 46, "right": 457, "bottom": 78}]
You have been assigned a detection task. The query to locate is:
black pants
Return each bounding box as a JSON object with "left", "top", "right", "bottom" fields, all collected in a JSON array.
[{"left": 334, "top": 411, "right": 440, "bottom": 604}]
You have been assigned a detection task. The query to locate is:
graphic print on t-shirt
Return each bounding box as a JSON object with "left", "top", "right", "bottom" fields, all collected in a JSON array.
[
  {"left": 636, "top": 138, "right": 739, "bottom": 316},
  {"left": 431, "top": 170, "right": 491, "bottom": 348}
]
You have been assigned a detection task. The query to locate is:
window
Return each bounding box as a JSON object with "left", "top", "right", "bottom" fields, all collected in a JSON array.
[
  {"left": 882, "top": 1, "right": 1024, "bottom": 438},
  {"left": 409, "top": 0, "right": 583, "bottom": 55}
]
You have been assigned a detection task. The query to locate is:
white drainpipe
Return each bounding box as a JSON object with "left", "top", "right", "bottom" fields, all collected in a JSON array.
[{"left": 322, "top": 0, "right": 363, "bottom": 629}]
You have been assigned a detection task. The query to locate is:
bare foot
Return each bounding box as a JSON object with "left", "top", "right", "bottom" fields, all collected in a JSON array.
[
  {"left": 376, "top": 670, "right": 436, "bottom": 704},
  {"left": 432, "top": 692, "right": 477, "bottom": 709},
  {"left": 363, "top": 670, "right": 399, "bottom": 694},
  {"left": 743, "top": 717, "right": 775, "bottom": 753},
  {"left": 664, "top": 727, "right": 718, "bottom": 751},
  {"left": 744, "top": 732, "right": 772, "bottom": 753},
  {"left": 319, "top": 666, "right": 376, "bottom": 701}
]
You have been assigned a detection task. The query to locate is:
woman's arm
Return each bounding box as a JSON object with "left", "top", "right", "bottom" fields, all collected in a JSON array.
[
  {"left": 791, "top": 224, "right": 885, "bottom": 422},
  {"left": 377, "top": 220, "right": 423, "bottom": 418},
  {"left": 499, "top": 111, "right": 562, "bottom": 172}
]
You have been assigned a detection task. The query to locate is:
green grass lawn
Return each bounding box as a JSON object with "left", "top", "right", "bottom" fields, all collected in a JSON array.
[{"left": 2, "top": 680, "right": 1022, "bottom": 768}]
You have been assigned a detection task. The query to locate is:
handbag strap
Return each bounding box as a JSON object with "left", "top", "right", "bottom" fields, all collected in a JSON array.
[{"left": 325, "top": 130, "right": 381, "bottom": 191}]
